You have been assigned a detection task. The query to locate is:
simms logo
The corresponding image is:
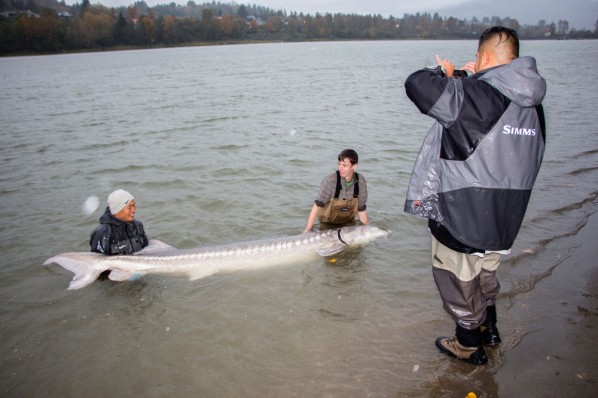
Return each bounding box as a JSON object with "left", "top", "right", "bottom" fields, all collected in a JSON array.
[{"left": 502, "top": 125, "right": 536, "bottom": 136}]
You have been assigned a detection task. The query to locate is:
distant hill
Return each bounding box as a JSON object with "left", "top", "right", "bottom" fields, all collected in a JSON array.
[{"left": 0, "top": 0, "right": 69, "bottom": 11}]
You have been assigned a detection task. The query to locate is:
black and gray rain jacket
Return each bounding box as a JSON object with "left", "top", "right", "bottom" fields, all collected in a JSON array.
[
  {"left": 404, "top": 57, "right": 546, "bottom": 252},
  {"left": 90, "top": 207, "right": 149, "bottom": 255}
]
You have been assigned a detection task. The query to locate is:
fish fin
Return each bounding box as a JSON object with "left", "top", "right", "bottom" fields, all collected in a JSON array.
[
  {"left": 108, "top": 270, "right": 136, "bottom": 281},
  {"left": 315, "top": 243, "right": 345, "bottom": 257},
  {"left": 44, "top": 252, "right": 107, "bottom": 290},
  {"left": 135, "top": 239, "right": 175, "bottom": 255},
  {"left": 188, "top": 267, "right": 218, "bottom": 281}
]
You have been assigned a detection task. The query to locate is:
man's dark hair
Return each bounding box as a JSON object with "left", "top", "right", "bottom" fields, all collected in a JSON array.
[
  {"left": 338, "top": 149, "right": 358, "bottom": 165},
  {"left": 479, "top": 26, "right": 519, "bottom": 58}
]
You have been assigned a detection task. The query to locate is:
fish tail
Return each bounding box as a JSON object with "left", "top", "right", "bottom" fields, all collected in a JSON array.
[{"left": 44, "top": 253, "right": 107, "bottom": 290}]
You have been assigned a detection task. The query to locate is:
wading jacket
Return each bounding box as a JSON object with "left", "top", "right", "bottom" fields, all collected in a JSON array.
[
  {"left": 403, "top": 57, "right": 546, "bottom": 252},
  {"left": 90, "top": 207, "right": 149, "bottom": 255}
]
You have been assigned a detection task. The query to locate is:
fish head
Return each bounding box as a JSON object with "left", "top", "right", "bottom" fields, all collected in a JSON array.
[{"left": 338, "top": 225, "right": 389, "bottom": 246}]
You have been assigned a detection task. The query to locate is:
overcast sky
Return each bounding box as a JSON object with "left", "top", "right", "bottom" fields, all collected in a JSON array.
[{"left": 90, "top": 0, "right": 598, "bottom": 30}]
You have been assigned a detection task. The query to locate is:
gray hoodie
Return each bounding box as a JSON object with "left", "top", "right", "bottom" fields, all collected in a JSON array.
[{"left": 404, "top": 56, "right": 547, "bottom": 251}]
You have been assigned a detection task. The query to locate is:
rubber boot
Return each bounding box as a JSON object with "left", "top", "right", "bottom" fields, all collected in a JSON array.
[{"left": 481, "top": 305, "right": 502, "bottom": 346}]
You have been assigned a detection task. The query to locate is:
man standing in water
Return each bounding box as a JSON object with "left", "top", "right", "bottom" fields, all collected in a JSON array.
[
  {"left": 90, "top": 189, "right": 149, "bottom": 255},
  {"left": 403, "top": 26, "right": 546, "bottom": 365},
  {"left": 303, "top": 149, "right": 368, "bottom": 233}
]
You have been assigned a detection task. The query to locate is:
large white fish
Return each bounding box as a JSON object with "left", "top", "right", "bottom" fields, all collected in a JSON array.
[{"left": 44, "top": 225, "right": 389, "bottom": 290}]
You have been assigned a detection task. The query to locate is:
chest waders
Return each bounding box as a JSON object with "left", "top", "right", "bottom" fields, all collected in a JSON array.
[{"left": 318, "top": 170, "right": 359, "bottom": 225}]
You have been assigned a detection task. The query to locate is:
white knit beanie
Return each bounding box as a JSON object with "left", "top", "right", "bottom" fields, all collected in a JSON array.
[{"left": 107, "top": 189, "right": 134, "bottom": 215}]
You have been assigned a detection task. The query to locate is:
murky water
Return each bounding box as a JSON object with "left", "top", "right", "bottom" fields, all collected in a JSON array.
[{"left": 1, "top": 40, "right": 597, "bottom": 397}]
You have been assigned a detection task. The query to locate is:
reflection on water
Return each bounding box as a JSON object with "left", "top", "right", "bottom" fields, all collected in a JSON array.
[{"left": 1, "top": 40, "right": 598, "bottom": 396}]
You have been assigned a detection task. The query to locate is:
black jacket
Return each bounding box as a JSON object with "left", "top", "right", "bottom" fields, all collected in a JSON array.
[{"left": 90, "top": 207, "right": 149, "bottom": 255}]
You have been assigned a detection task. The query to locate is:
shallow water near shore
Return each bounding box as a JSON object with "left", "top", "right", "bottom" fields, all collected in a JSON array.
[{"left": 1, "top": 40, "right": 597, "bottom": 397}]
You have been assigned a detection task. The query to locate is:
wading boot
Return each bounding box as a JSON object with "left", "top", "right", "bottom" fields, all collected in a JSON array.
[
  {"left": 481, "top": 305, "right": 502, "bottom": 346},
  {"left": 435, "top": 337, "right": 488, "bottom": 365},
  {"left": 435, "top": 325, "right": 488, "bottom": 365}
]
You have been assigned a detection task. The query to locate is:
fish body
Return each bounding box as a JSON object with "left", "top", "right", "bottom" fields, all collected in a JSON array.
[{"left": 44, "top": 225, "right": 388, "bottom": 290}]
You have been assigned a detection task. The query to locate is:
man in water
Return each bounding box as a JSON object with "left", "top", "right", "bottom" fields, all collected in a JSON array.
[
  {"left": 90, "top": 189, "right": 149, "bottom": 255},
  {"left": 403, "top": 26, "right": 546, "bottom": 365},
  {"left": 303, "top": 149, "right": 368, "bottom": 233}
]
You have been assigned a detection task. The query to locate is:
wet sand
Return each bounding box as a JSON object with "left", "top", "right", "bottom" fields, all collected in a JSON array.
[{"left": 494, "top": 211, "right": 598, "bottom": 396}]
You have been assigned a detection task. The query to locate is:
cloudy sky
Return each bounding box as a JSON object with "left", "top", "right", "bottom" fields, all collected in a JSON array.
[{"left": 91, "top": 0, "right": 597, "bottom": 30}]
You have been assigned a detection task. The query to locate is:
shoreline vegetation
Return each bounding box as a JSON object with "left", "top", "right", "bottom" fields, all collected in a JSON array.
[{"left": 1, "top": 0, "right": 597, "bottom": 57}]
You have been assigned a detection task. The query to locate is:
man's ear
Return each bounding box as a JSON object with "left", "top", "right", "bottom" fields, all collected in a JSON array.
[{"left": 479, "top": 50, "right": 492, "bottom": 69}]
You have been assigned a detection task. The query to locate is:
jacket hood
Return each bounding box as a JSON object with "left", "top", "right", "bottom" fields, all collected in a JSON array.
[
  {"left": 99, "top": 207, "right": 125, "bottom": 226},
  {"left": 479, "top": 56, "right": 546, "bottom": 107}
]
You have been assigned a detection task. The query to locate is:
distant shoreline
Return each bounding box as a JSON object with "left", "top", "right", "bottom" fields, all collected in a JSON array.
[
  {"left": 3, "top": 2, "right": 595, "bottom": 57},
  {"left": 3, "top": 36, "right": 596, "bottom": 58}
]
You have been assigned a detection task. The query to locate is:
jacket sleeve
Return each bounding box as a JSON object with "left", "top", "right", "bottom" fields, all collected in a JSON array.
[
  {"left": 90, "top": 224, "right": 111, "bottom": 254},
  {"left": 405, "top": 66, "right": 464, "bottom": 127}
]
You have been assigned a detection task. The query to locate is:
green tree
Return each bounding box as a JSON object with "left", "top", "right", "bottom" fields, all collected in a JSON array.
[
  {"left": 138, "top": 14, "right": 156, "bottom": 45},
  {"left": 238, "top": 4, "right": 247, "bottom": 19},
  {"left": 557, "top": 20, "right": 569, "bottom": 36},
  {"left": 113, "top": 12, "right": 130, "bottom": 45},
  {"left": 80, "top": 0, "right": 90, "bottom": 15},
  {"left": 202, "top": 8, "right": 216, "bottom": 40}
]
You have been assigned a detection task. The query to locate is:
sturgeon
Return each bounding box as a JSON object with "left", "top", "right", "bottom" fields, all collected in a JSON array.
[{"left": 44, "top": 225, "right": 389, "bottom": 290}]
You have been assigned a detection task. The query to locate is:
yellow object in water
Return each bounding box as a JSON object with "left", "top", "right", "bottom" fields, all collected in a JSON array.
[
  {"left": 466, "top": 393, "right": 477, "bottom": 398},
  {"left": 328, "top": 258, "right": 337, "bottom": 263}
]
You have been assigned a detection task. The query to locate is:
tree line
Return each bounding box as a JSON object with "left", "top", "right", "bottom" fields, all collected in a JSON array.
[{"left": 1, "top": 0, "right": 597, "bottom": 55}]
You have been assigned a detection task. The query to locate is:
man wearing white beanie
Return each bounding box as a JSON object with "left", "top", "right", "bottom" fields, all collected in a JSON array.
[{"left": 90, "top": 189, "right": 149, "bottom": 255}]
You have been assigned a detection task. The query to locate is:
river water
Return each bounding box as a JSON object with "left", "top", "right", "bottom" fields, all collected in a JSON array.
[{"left": 1, "top": 40, "right": 597, "bottom": 397}]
